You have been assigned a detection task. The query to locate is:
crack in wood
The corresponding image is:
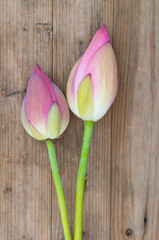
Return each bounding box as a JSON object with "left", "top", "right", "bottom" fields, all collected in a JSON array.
[{"left": 0, "top": 89, "right": 26, "bottom": 102}]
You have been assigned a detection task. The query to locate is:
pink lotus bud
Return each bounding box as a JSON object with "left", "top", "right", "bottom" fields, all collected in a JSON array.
[
  {"left": 66, "top": 25, "right": 118, "bottom": 121},
  {"left": 21, "top": 64, "right": 70, "bottom": 140}
]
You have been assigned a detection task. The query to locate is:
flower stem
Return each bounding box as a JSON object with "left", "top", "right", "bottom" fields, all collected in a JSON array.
[
  {"left": 74, "top": 121, "right": 94, "bottom": 240},
  {"left": 45, "top": 139, "right": 72, "bottom": 240}
]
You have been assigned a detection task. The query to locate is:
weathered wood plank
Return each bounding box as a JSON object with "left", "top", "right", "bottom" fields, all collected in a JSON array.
[
  {"left": 0, "top": 0, "right": 159, "bottom": 239},
  {"left": 52, "top": 0, "right": 113, "bottom": 239},
  {"left": 0, "top": 0, "right": 53, "bottom": 239},
  {"left": 111, "top": 0, "right": 159, "bottom": 239}
]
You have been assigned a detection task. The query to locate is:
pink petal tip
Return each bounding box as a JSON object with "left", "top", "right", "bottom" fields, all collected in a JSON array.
[
  {"left": 32, "top": 64, "right": 56, "bottom": 103},
  {"left": 100, "top": 24, "right": 110, "bottom": 43}
]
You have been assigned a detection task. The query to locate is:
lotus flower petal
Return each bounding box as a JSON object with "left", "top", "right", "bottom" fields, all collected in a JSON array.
[
  {"left": 46, "top": 103, "right": 61, "bottom": 139},
  {"left": 77, "top": 74, "right": 94, "bottom": 120},
  {"left": 66, "top": 58, "right": 81, "bottom": 117},
  {"left": 21, "top": 98, "right": 34, "bottom": 138},
  {"left": 21, "top": 98, "right": 46, "bottom": 140},
  {"left": 85, "top": 43, "right": 118, "bottom": 120},
  {"left": 52, "top": 83, "right": 70, "bottom": 136},
  {"left": 25, "top": 71, "right": 53, "bottom": 135},
  {"left": 73, "top": 25, "right": 110, "bottom": 97},
  {"left": 34, "top": 64, "right": 56, "bottom": 102}
]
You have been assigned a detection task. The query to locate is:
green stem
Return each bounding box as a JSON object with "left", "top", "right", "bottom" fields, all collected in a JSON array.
[
  {"left": 74, "top": 121, "right": 94, "bottom": 240},
  {"left": 46, "top": 139, "right": 72, "bottom": 240}
]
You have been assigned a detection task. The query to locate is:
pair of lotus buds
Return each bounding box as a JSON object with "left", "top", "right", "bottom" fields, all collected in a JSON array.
[
  {"left": 21, "top": 25, "right": 118, "bottom": 240},
  {"left": 21, "top": 25, "right": 118, "bottom": 140}
]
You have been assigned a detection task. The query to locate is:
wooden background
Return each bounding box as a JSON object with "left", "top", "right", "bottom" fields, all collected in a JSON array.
[{"left": 0, "top": 0, "right": 159, "bottom": 239}]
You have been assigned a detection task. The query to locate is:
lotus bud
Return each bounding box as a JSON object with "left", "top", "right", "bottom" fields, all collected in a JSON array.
[
  {"left": 66, "top": 25, "right": 118, "bottom": 121},
  {"left": 21, "top": 64, "right": 70, "bottom": 140}
]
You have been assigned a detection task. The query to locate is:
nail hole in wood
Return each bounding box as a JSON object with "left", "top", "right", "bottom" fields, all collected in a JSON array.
[{"left": 125, "top": 228, "right": 133, "bottom": 236}]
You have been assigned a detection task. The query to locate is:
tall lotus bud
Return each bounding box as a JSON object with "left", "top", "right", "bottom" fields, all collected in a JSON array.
[
  {"left": 21, "top": 64, "right": 70, "bottom": 140},
  {"left": 66, "top": 25, "right": 118, "bottom": 121}
]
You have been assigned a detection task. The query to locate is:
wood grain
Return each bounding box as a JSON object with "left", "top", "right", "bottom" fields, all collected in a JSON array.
[
  {"left": 111, "top": 0, "right": 159, "bottom": 239},
  {"left": 0, "top": 0, "right": 53, "bottom": 239},
  {"left": 0, "top": 0, "right": 159, "bottom": 240},
  {"left": 52, "top": 1, "right": 114, "bottom": 239}
]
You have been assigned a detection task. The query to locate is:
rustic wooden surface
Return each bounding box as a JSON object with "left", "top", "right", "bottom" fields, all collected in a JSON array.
[{"left": 0, "top": 0, "right": 158, "bottom": 239}]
